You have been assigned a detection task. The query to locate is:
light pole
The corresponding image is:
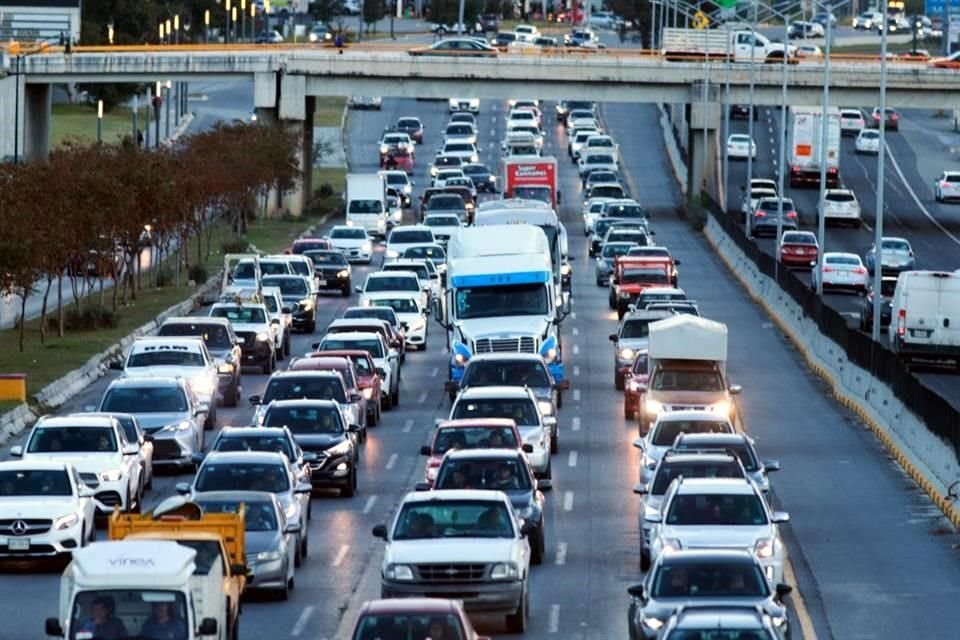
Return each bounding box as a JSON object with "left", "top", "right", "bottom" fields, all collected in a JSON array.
[
  {"left": 225, "top": 0, "right": 232, "bottom": 44},
  {"left": 457, "top": 0, "right": 466, "bottom": 36},
  {"left": 250, "top": 2, "right": 255, "bottom": 41},
  {"left": 153, "top": 81, "right": 162, "bottom": 148},
  {"left": 722, "top": 22, "right": 732, "bottom": 211},
  {"left": 96, "top": 100, "right": 103, "bottom": 144},
  {"left": 745, "top": 1, "right": 758, "bottom": 204},
  {"left": 165, "top": 80, "right": 172, "bottom": 139},
  {"left": 815, "top": 6, "right": 833, "bottom": 296},
  {"left": 872, "top": 2, "right": 890, "bottom": 341},
  {"left": 205, "top": 10, "right": 211, "bottom": 43},
  {"left": 774, "top": 17, "right": 789, "bottom": 274},
  {"left": 107, "top": 20, "right": 114, "bottom": 45},
  {"left": 240, "top": 0, "right": 246, "bottom": 43},
  {"left": 159, "top": 22, "right": 165, "bottom": 44}
]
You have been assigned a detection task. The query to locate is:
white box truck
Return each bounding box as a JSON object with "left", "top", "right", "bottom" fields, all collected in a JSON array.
[
  {"left": 662, "top": 27, "right": 794, "bottom": 62},
  {"left": 345, "top": 173, "right": 389, "bottom": 237},
  {"left": 45, "top": 540, "right": 220, "bottom": 640},
  {"left": 788, "top": 106, "right": 841, "bottom": 188},
  {"left": 639, "top": 315, "right": 741, "bottom": 432},
  {"left": 888, "top": 270, "right": 960, "bottom": 367}
]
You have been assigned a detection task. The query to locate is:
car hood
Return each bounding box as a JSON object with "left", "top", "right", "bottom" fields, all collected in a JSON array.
[
  {"left": 644, "top": 595, "right": 782, "bottom": 621},
  {"left": 293, "top": 434, "right": 348, "bottom": 450},
  {"left": 228, "top": 322, "right": 270, "bottom": 333},
  {"left": 246, "top": 530, "right": 284, "bottom": 555},
  {"left": 647, "top": 390, "right": 728, "bottom": 405},
  {"left": 661, "top": 525, "right": 772, "bottom": 549},
  {"left": 133, "top": 412, "right": 195, "bottom": 432},
  {"left": 0, "top": 495, "right": 81, "bottom": 517},
  {"left": 207, "top": 348, "right": 234, "bottom": 360},
  {"left": 459, "top": 316, "right": 550, "bottom": 345},
  {"left": 21, "top": 452, "right": 121, "bottom": 473},
  {"left": 386, "top": 537, "right": 518, "bottom": 564}
]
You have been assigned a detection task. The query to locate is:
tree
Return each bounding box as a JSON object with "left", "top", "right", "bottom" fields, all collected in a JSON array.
[
  {"left": 606, "top": 0, "right": 652, "bottom": 46},
  {"left": 430, "top": 0, "right": 483, "bottom": 26},
  {"left": 363, "top": 0, "right": 387, "bottom": 28},
  {"left": 310, "top": 0, "right": 346, "bottom": 23}
]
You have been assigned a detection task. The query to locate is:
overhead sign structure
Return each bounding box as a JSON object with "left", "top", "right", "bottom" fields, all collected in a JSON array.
[
  {"left": 692, "top": 10, "right": 710, "bottom": 30},
  {"left": 0, "top": 0, "right": 80, "bottom": 43}
]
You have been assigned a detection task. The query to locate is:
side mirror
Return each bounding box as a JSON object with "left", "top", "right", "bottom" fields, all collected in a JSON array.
[
  {"left": 543, "top": 416, "right": 557, "bottom": 428},
  {"left": 311, "top": 342, "right": 321, "bottom": 350},
  {"left": 122, "top": 444, "right": 139, "bottom": 456},
  {"left": 764, "top": 459, "right": 781, "bottom": 472},
  {"left": 230, "top": 563, "right": 248, "bottom": 576},
  {"left": 354, "top": 285, "right": 363, "bottom": 293},
  {"left": 249, "top": 395, "right": 262, "bottom": 405},
  {"left": 9, "top": 445, "right": 23, "bottom": 457},
  {"left": 632, "top": 438, "right": 645, "bottom": 451},
  {"left": 674, "top": 258, "right": 682, "bottom": 265},
  {"left": 633, "top": 483, "right": 648, "bottom": 495},
  {"left": 348, "top": 424, "right": 362, "bottom": 433},
  {"left": 443, "top": 380, "right": 459, "bottom": 393},
  {"left": 199, "top": 618, "right": 218, "bottom": 636},
  {"left": 108, "top": 360, "right": 124, "bottom": 371},
  {"left": 420, "top": 445, "right": 432, "bottom": 456},
  {"left": 190, "top": 453, "right": 205, "bottom": 465},
  {"left": 771, "top": 511, "right": 791, "bottom": 524},
  {"left": 194, "top": 404, "right": 209, "bottom": 418},
  {"left": 557, "top": 190, "right": 562, "bottom": 204},
  {"left": 285, "top": 521, "right": 302, "bottom": 534},
  {"left": 295, "top": 482, "right": 313, "bottom": 494},
  {"left": 775, "top": 583, "right": 793, "bottom": 601},
  {"left": 272, "top": 317, "right": 282, "bottom": 324},
  {"left": 644, "top": 511, "right": 661, "bottom": 523},
  {"left": 414, "top": 482, "right": 430, "bottom": 492},
  {"left": 626, "top": 584, "right": 645, "bottom": 600},
  {"left": 609, "top": 333, "right": 617, "bottom": 342},
  {"left": 45, "top": 619, "right": 63, "bottom": 637},
  {"left": 372, "top": 523, "right": 388, "bottom": 539},
  {"left": 175, "top": 482, "right": 192, "bottom": 495},
  {"left": 728, "top": 384, "right": 742, "bottom": 395},
  {"left": 536, "top": 479, "right": 552, "bottom": 492}
]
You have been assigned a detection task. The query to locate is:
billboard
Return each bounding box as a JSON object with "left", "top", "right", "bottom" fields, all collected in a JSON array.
[{"left": 0, "top": 1, "right": 80, "bottom": 43}]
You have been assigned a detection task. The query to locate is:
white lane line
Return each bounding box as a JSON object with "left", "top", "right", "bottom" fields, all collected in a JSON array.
[
  {"left": 571, "top": 311, "right": 577, "bottom": 319},
  {"left": 332, "top": 544, "right": 350, "bottom": 567},
  {"left": 573, "top": 365, "right": 581, "bottom": 376},
  {"left": 362, "top": 495, "right": 378, "bottom": 515},
  {"left": 573, "top": 344, "right": 580, "bottom": 355},
  {"left": 417, "top": 391, "right": 428, "bottom": 404},
  {"left": 572, "top": 327, "right": 579, "bottom": 336},
  {"left": 555, "top": 541, "right": 568, "bottom": 566},
  {"left": 386, "top": 453, "right": 398, "bottom": 470},
  {"left": 573, "top": 389, "right": 581, "bottom": 402},
  {"left": 563, "top": 491, "right": 574, "bottom": 511},
  {"left": 548, "top": 604, "right": 561, "bottom": 633},
  {"left": 402, "top": 419, "right": 414, "bottom": 433},
  {"left": 430, "top": 367, "right": 439, "bottom": 377},
  {"left": 568, "top": 450, "right": 578, "bottom": 467},
  {"left": 290, "top": 605, "right": 315, "bottom": 636},
  {"left": 572, "top": 416, "right": 581, "bottom": 431},
  {"left": 884, "top": 140, "right": 960, "bottom": 248},
  {"left": 785, "top": 558, "right": 819, "bottom": 640}
]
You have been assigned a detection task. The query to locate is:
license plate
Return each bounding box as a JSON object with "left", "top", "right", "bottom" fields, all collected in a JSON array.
[
  {"left": 839, "top": 270, "right": 849, "bottom": 276},
  {"left": 9, "top": 538, "right": 29, "bottom": 551},
  {"left": 317, "top": 279, "right": 327, "bottom": 286}
]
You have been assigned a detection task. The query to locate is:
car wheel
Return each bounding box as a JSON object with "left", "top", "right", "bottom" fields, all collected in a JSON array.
[
  {"left": 279, "top": 568, "right": 293, "bottom": 601},
  {"left": 391, "top": 386, "right": 400, "bottom": 407},
  {"left": 341, "top": 469, "right": 356, "bottom": 497},
  {"left": 382, "top": 392, "right": 393, "bottom": 411},
  {"left": 541, "top": 459, "right": 552, "bottom": 479},
  {"left": 205, "top": 405, "right": 217, "bottom": 431},
  {"left": 144, "top": 464, "right": 153, "bottom": 491},
  {"left": 226, "top": 379, "right": 239, "bottom": 408},
  {"left": 294, "top": 536, "right": 303, "bottom": 567},
  {"left": 615, "top": 371, "right": 625, "bottom": 391},
  {"left": 300, "top": 529, "right": 309, "bottom": 559},
  {"left": 556, "top": 391, "right": 563, "bottom": 409},
  {"left": 342, "top": 285, "right": 350, "bottom": 297},
  {"left": 551, "top": 429, "right": 559, "bottom": 454},
  {"left": 307, "top": 319, "right": 316, "bottom": 333},
  {"left": 230, "top": 613, "right": 240, "bottom": 640},
  {"left": 504, "top": 583, "right": 529, "bottom": 633}
]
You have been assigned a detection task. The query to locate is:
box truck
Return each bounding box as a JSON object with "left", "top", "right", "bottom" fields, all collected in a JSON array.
[
  {"left": 502, "top": 156, "right": 561, "bottom": 209},
  {"left": 345, "top": 173, "right": 389, "bottom": 237},
  {"left": 788, "top": 106, "right": 841, "bottom": 188}
]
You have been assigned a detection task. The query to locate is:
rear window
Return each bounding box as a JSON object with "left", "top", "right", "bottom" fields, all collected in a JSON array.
[
  {"left": 826, "top": 255, "right": 860, "bottom": 266},
  {"left": 826, "top": 192, "right": 856, "bottom": 202},
  {"left": 390, "top": 230, "right": 434, "bottom": 244},
  {"left": 586, "top": 154, "right": 615, "bottom": 164},
  {"left": 881, "top": 240, "right": 910, "bottom": 251},
  {"left": 429, "top": 195, "right": 465, "bottom": 209},
  {"left": 652, "top": 419, "right": 733, "bottom": 446},
  {"left": 446, "top": 124, "right": 474, "bottom": 135}
]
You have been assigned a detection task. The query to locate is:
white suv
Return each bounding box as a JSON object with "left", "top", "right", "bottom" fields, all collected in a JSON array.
[
  {"left": 0, "top": 460, "right": 97, "bottom": 559},
  {"left": 11, "top": 415, "right": 143, "bottom": 515},
  {"left": 646, "top": 477, "right": 790, "bottom": 585},
  {"left": 449, "top": 386, "right": 554, "bottom": 478},
  {"left": 372, "top": 489, "right": 533, "bottom": 632}
]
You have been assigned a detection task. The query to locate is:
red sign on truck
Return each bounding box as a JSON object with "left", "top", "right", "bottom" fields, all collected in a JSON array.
[{"left": 502, "top": 157, "right": 560, "bottom": 209}]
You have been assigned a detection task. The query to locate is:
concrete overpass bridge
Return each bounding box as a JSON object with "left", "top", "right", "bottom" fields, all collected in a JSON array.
[{"left": 4, "top": 44, "right": 959, "bottom": 209}]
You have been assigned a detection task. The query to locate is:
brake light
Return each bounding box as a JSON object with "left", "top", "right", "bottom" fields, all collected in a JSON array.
[
  {"left": 823, "top": 266, "right": 834, "bottom": 272},
  {"left": 785, "top": 211, "right": 797, "bottom": 218},
  {"left": 755, "top": 211, "right": 767, "bottom": 217},
  {"left": 854, "top": 267, "right": 867, "bottom": 275},
  {"left": 890, "top": 114, "right": 898, "bottom": 120},
  {"left": 897, "top": 309, "right": 906, "bottom": 336},
  {"left": 941, "top": 181, "right": 950, "bottom": 188},
  {"left": 828, "top": 167, "right": 837, "bottom": 174},
  {"left": 873, "top": 114, "right": 881, "bottom": 120}
]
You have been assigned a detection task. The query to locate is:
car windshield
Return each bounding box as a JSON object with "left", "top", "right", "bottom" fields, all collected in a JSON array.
[
  {"left": 384, "top": 264, "right": 429, "bottom": 281},
  {"left": 455, "top": 283, "right": 548, "bottom": 319},
  {"left": 288, "top": 261, "right": 311, "bottom": 277},
  {"left": 157, "top": 323, "right": 232, "bottom": 349},
  {"left": 353, "top": 613, "right": 465, "bottom": 640},
  {"left": 446, "top": 124, "right": 474, "bottom": 135},
  {"left": 393, "top": 500, "right": 514, "bottom": 539},
  {"left": 232, "top": 262, "right": 257, "bottom": 280},
  {"left": 452, "top": 399, "right": 538, "bottom": 426},
  {"left": 69, "top": 590, "right": 187, "bottom": 640},
  {"left": 782, "top": 233, "right": 816, "bottom": 245},
  {"left": 585, "top": 154, "right": 615, "bottom": 165},
  {"left": 435, "top": 156, "right": 462, "bottom": 168},
  {"left": 331, "top": 228, "right": 368, "bottom": 239},
  {"left": 214, "top": 434, "right": 295, "bottom": 460},
  {"left": 435, "top": 457, "right": 532, "bottom": 491},
  {"left": 621, "top": 319, "right": 655, "bottom": 339},
  {"left": 432, "top": 426, "right": 519, "bottom": 454},
  {"left": 622, "top": 269, "right": 670, "bottom": 285},
  {"left": 404, "top": 246, "right": 446, "bottom": 261},
  {"left": 666, "top": 493, "right": 768, "bottom": 526},
  {"left": 650, "top": 459, "right": 743, "bottom": 497},
  {"left": 861, "top": 130, "right": 879, "bottom": 139},
  {"left": 127, "top": 349, "right": 204, "bottom": 368},
  {"left": 259, "top": 262, "right": 290, "bottom": 276},
  {"left": 397, "top": 118, "right": 421, "bottom": 128},
  {"left": 199, "top": 500, "right": 278, "bottom": 532},
  {"left": 320, "top": 338, "right": 384, "bottom": 358},
  {"left": 632, "top": 354, "right": 649, "bottom": 374},
  {"left": 605, "top": 204, "right": 645, "bottom": 218},
  {"left": 291, "top": 240, "right": 331, "bottom": 253},
  {"left": 591, "top": 186, "right": 625, "bottom": 199},
  {"left": 101, "top": 387, "right": 188, "bottom": 413},
  {"left": 425, "top": 215, "right": 461, "bottom": 227},
  {"left": 27, "top": 426, "right": 117, "bottom": 453},
  {"left": 826, "top": 255, "right": 861, "bottom": 266},
  {"left": 463, "top": 164, "right": 489, "bottom": 176},
  {"left": 305, "top": 251, "right": 347, "bottom": 266},
  {"left": 652, "top": 420, "right": 733, "bottom": 447},
  {"left": 0, "top": 468, "right": 72, "bottom": 496},
  {"left": 262, "top": 378, "right": 346, "bottom": 403},
  {"left": 344, "top": 308, "right": 398, "bottom": 325},
  {"left": 371, "top": 298, "right": 419, "bottom": 314},
  {"left": 366, "top": 276, "right": 419, "bottom": 292},
  {"left": 651, "top": 370, "right": 725, "bottom": 393},
  {"left": 653, "top": 563, "right": 769, "bottom": 598},
  {"left": 264, "top": 405, "right": 344, "bottom": 434},
  {"left": 461, "top": 360, "right": 551, "bottom": 387},
  {"left": 759, "top": 200, "right": 793, "bottom": 213},
  {"left": 210, "top": 306, "right": 267, "bottom": 324},
  {"left": 195, "top": 462, "right": 289, "bottom": 493},
  {"left": 668, "top": 630, "right": 775, "bottom": 640},
  {"left": 348, "top": 199, "right": 384, "bottom": 214},
  {"left": 826, "top": 192, "right": 856, "bottom": 202},
  {"left": 262, "top": 277, "right": 308, "bottom": 296}
]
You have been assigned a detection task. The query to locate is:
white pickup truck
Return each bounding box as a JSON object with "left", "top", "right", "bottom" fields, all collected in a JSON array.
[{"left": 662, "top": 27, "right": 795, "bottom": 63}]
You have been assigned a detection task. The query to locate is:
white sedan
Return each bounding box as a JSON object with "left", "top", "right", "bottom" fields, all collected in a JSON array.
[
  {"left": 812, "top": 252, "right": 869, "bottom": 294},
  {"left": 822, "top": 188, "right": 862, "bottom": 226},
  {"left": 934, "top": 170, "right": 960, "bottom": 202},
  {"left": 855, "top": 129, "right": 880, "bottom": 154},
  {"left": 727, "top": 134, "right": 757, "bottom": 159}
]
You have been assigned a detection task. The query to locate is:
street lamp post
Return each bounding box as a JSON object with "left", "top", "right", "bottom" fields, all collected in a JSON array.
[
  {"left": 107, "top": 20, "right": 114, "bottom": 45},
  {"left": 872, "top": 3, "right": 890, "bottom": 341},
  {"left": 225, "top": 0, "right": 232, "bottom": 44},
  {"left": 774, "top": 18, "right": 790, "bottom": 275},
  {"left": 159, "top": 23, "right": 165, "bottom": 44},
  {"left": 745, "top": 1, "right": 758, "bottom": 206},
  {"left": 815, "top": 9, "right": 833, "bottom": 295},
  {"left": 205, "top": 10, "right": 211, "bottom": 43},
  {"left": 240, "top": 0, "right": 246, "bottom": 43},
  {"left": 96, "top": 100, "right": 103, "bottom": 144},
  {"left": 165, "top": 81, "right": 172, "bottom": 140},
  {"left": 250, "top": 2, "right": 256, "bottom": 42},
  {"left": 153, "top": 81, "right": 161, "bottom": 148}
]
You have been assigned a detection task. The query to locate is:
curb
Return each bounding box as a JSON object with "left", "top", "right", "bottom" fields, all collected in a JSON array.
[{"left": 701, "top": 219, "right": 960, "bottom": 530}]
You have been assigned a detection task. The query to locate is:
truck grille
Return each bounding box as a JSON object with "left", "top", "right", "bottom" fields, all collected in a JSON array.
[
  {"left": 416, "top": 563, "right": 489, "bottom": 583},
  {"left": 153, "top": 440, "right": 184, "bottom": 460},
  {"left": 235, "top": 331, "right": 257, "bottom": 348},
  {"left": 0, "top": 519, "right": 52, "bottom": 536},
  {"left": 474, "top": 337, "right": 537, "bottom": 353}
]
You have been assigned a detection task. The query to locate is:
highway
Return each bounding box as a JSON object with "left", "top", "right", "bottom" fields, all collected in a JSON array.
[
  {"left": 723, "top": 104, "right": 960, "bottom": 409},
  {"left": 1, "top": 92, "right": 958, "bottom": 639}
]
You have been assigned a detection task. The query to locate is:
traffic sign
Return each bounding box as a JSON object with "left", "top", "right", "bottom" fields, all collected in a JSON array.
[
  {"left": 926, "top": 0, "right": 960, "bottom": 16},
  {"left": 715, "top": 0, "right": 739, "bottom": 7},
  {"left": 692, "top": 10, "right": 710, "bottom": 30}
]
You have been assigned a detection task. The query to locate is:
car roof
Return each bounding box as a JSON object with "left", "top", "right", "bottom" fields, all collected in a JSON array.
[
  {"left": 359, "top": 598, "right": 458, "bottom": 615},
  {"left": 661, "top": 451, "right": 739, "bottom": 465},
  {"left": 654, "top": 410, "right": 731, "bottom": 423},
  {"left": 162, "top": 316, "right": 231, "bottom": 328},
  {"left": 264, "top": 398, "right": 340, "bottom": 410},
  {"left": 200, "top": 451, "right": 288, "bottom": 465},
  {"left": 676, "top": 433, "right": 750, "bottom": 445},
  {"left": 402, "top": 488, "right": 509, "bottom": 503},
  {"left": 672, "top": 477, "right": 757, "bottom": 495},
  {"left": 640, "top": 287, "right": 685, "bottom": 295},
  {"left": 456, "top": 386, "right": 536, "bottom": 400},
  {"left": 467, "top": 353, "right": 545, "bottom": 363},
  {"left": 367, "top": 270, "right": 419, "bottom": 279},
  {"left": 217, "top": 426, "right": 289, "bottom": 438},
  {"left": 436, "top": 418, "right": 518, "bottom": 429},
  {"left": 129, "top": 336, "right": 204, "bottom": 350},
  {"left": 624, "top": 310, "right": 673, "bottom": 321},
  {"left": 329, "top": 318, "right": 389, "bottom": 329},
  {"left": 107, "top": 376, "right": 185, "bottom": 389},
  {"left": 824, "top": 252, "right": 861, "bottom": 260},
  {"left": 659, "top": 548, "right": 758, "bottom": 565},
  {"left": 321, "top": 331, "right": 383, "bottom": 341},
  {"left": 193, "top": 490, "right": 279, "bottom": 504},
  {"left": 267, "top": 370, "right": 343, "bottom": 381},
  {"left": 442, "top": 448, "right": 523, "bottom": 462}
]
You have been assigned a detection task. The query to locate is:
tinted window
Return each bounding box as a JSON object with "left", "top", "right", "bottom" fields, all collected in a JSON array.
[
  {"left": 330, "top": 228, "right": 368, "bottom": 239},
  {"left": 432, "top": 426, "right": 519, "bottom": 454},
  {"left": 102, "top": 387, "right": 188, "bottom": 413},
  {"left": 390, "top": 230, "right": 434, "bottom": 244},
  {"left": 195, "top": 463, "right": 290, "bottom": 493},
  {"left": 666, "top": 493, "right": 767, "bottom": 526},
  {"left": 213, "top": 434, "right": 295, "bottom": 460},
  {"left": 371, "top": 298, "right": 420, "bottom": 314},
  {"left": 210, "top": 306, "right": 266, "bottom": 324},
  {"left": 28, "top": 426, "right": 117, "bottom": 453},
  {"left": 320, "top": 338, "right": 384, "bottom": 358},
  {"left": 157, "top": 323, "right": 232, "bottom": 349},
  {"left": 393, "top": 501, "right": 513, "bottom": 539},
  {"left": 365, "top": 276, "right": 419, "bottom": 292},
  {"left": 460, "top": 361, "right": 550, "bottom": 387},
  {"left": 435, "top": 457, "right": 532, "bottom": 491},
  {"left": 263, "top": 406, "right": 344, "bottom": 434},
  {"left": 0, "top": 469, "right": 72, "bottom": 496},
  {"left": 304, "top": 251, "right": 347, "bottom": 266},
  {"left": 262, "top": 277, "right": 308, "bottom": 296},
  {"left": 353, "top": 614, "right": 465, "bottom": 640},
  {"left": 452, "top": 399, "right": 538, "bottom": 425},
  {"left": 651, "top": 419, "right": 733, "bottom": 446},
  {"left": 262, "top": 378, "right": 346, "bottom": 403},
  {"left": 652, "top": 563, "right": 769, "bottom": 598}
]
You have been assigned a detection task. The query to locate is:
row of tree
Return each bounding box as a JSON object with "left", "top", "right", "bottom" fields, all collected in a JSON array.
[{"left": 0, "top": 123, "right": 301, "bottom": 351}]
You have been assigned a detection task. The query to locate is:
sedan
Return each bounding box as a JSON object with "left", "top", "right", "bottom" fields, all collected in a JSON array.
[
  {"left": 729, "top": 104, "right": 758, "bottom": 120},
  {"left": 868, "top": 106, "right": 899, "bottom": 131},
  {"left": 859, "top": 276, "right": 898, "bottom": 331},
  {"left": 622, "top": 351, "right": 650, "bottom": 420},
  {"left": 855, "top": 129, "right": 880, "bottom": 154},
  {"left": 351, "top": 599, "right": 489, "bottom": 640},
  {"left": 749, "top": 198, "right": 798, "bottom": 237},
  {"left": 410, "top": 38, "right": 497, "bottom": 56},
  {"left": 461, "top": 162, "right": 497, "bottom": 192},
  {"left": 395, "top": 116, "right": 424, "bottom": 144},
  {"left": 779, "top": 230, "right": 819, "bottom": 269},
  {"left": 811, "top": 252, "right": 869, "bottom": 294},
  {"left": 822, "top": 188, "right": 862, "bottom": 226},
  {"left": 934, "top": 170, "right": 960, "bottom": 202},
  {"left": 255, "top": 30, "right": 284, "bottom": 44},
  {"left": 865, "top": 236, "right": 915, "bottom": 275},
  {"left": 839, "top": 108, "right": 865, "bottom": 135},
  {"left": 726, "top": 134, "right": 756, "bottom": 159}
]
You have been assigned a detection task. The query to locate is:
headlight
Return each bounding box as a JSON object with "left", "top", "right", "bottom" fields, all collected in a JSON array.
[
  {"left": 561, "top": 263, "right": 572, "bottom": 276},
  {"left": 362, "top": 387, "right": 374, "bottom": 400},
  {"left": 257, "top": 550, "right": 283, "bottom": 561},
  {"left": 164, "top": 420, "right": 193, "bottom": 433},
  {"left": 537, "top": 400, "right": 554, "bottom": 416},
  {"left": 642, "top": 617, "right": 665, "bottom": 632},
  {"left": 470, "top": 154, "right": 479, "bottom": 163},
  {"left": 380, "top": 144, "right": 389, "bottom": 154},
  {"left": 386, "top": 250, "right": 399, "bottom": 259},
  {"left": 618, "top": 290, "right": 631, "bottom": 298},
  {"left": 99, "top": 469, "right": 123, "bottom": 482},
  {"left": 755, "top": 537, "right": 776, "bottom": 559},
  {"left": 308, "top": 33, "right": 318, "bottom": 42},
  {"left": 490, "top": 562, "right": 519, "bottom": 580},
  {"left": 361, "top": 241, "right": 372, "bottom": 253},
  {"left": 190, "top": 376, "right": 215, "bottom": 396},
  {"left": 645, "top": 400, "right": 663, "bottom": 415},
  {"left": 709, "top": 400, "right": 732, "bottom": 416},
  {"left": 217, "top": 362, "right": 234, "bottom": 374},
  {"left": 660, "top": 537, "right": 682, "bottom": 554},
  {"left": 284, "top": 502, "right": 298, "bottom": 521},
  {"left": 430, "top": 166, "right": 439, "bottom": 176},
  {"left": 299, "top": 298, "right": 314, "bottom": 310},
  {"left": 328, "top": 439, "right": 353, "bottom": 457},
  {"left": 489, "top": 175, "right": 497, "bottom": 183},
  {"left": 256, "top": 331, "right": 270, "bottom": 342},
  {"left": 386, "top": 564, "right": 415, "bottom": 580},
  {"left": 619, "top": 347, "right": 635, "bottom": 361},
  {"left": 337, "top": 269, "right": 350, "bottom": 278},
  {"left": 54, "top": 513, "right": 80, "bottom": 530}
]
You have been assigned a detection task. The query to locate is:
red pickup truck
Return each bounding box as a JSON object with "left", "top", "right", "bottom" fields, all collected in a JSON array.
[{"left": 609, "top": 256, "right": 676, "bottom": 319}]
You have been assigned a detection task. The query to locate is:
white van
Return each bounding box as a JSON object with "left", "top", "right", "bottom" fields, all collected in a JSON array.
[
  {"left": 888, "top": 270, "right": 960, "bottom": 367},
  {"left": 345, "top": 173, "right": 388, "bottom": 237}
]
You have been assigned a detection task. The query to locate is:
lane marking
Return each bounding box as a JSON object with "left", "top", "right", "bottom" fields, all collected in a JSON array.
[
  {"left": 417, "top": 391, "right": 428, "bottom": 404},
  {"left": 568, "top": 450, "right": 578, "bottom": 467},
  {"left": 402, "top": 419, "right": 414, "bottom": 433},
  {"left": 555, "top": 541, "right": 568, "bottom": 566},
  {"left": 563, "top": 491, "right": 574, "bottom": 511},
  {"left": 784, "top": 557, "right": 819, "bottom": 640},
  {"left": 573, "top": 344, "right": 580, "bottom": 355},
  {"left": 573, "top": 365, "right": 581, "bottom": 376},
  {"left": 385, "top": 453, "right": 398, "bottom": 470},
  {"left": 572, "top": 416, "right": 581, "bottom": 431},
  {"left": 573, "top": 389, "right": 581, "bottom": 402},
  {"left": 571, "top": 311, "right": 577, "bottom": 319},
  {"left": 362, "top": 495, "right": 378, "bottom": 515},
  {"left": 883, "top": 139, "right": 960, "bottom": 248},
  {"left": 290, "top": 605, "right": 315, "bottom": 637},
  {"left": 332, "top": 544, "right": 350, "bottom": 567},
  {"left": 572, "top": 327, "right": 579, "bottom": 336},
  {"left": 430, "top": 367, "right": 439, "bottom": 377},
  {"left": 548, "top": 604, "right": 561, "bottom": 633}
]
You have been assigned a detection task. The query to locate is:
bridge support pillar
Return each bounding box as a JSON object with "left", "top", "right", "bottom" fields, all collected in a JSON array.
[{"left": 686, "top": 91, "right": 722, "bottom": 205}]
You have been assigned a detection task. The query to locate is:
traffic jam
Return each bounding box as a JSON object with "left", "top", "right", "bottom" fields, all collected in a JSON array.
[{"left": 3, "top": 96, "right": 793, "bottom": 640}]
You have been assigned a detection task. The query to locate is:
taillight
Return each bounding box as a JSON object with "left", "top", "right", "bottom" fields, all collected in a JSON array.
[
  {"left": 755, "top": 211, "right": 767, "bottom": 217},
  {"left": 890, "top": 114, "right": 899, "bottom": 120},
  {"left": 873, "top": 114, "right": 881, "bottom": 120},
  {"left": 823, "top": 266, "right": 834, "bottom": 272},
  {"left": 897, "top": 309, "right": 906, "bottom": 336},
  {"left": 854, "top": 267, "right": 867, "bottom": 275},
  {"left": 941, "top": 181, "right": 950, "bottom": 188},
  {"left": 828, "top": 167, "right": 837, "bottom": 174},
  {"left": 785, "top": 211, "right": 797, "bottom": 218}
]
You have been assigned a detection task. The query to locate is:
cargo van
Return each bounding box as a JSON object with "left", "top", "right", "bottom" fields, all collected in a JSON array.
[
  {"left": 888, "top": 270, "right": 960, "bottom": 367},
  {"left": 345, "top": 173, "right": 389, "bottom": 237}
]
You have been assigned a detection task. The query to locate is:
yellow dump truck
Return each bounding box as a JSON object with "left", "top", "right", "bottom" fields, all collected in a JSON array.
[{"left": 109, "top": 499, "right": 246, "bottom": 640}]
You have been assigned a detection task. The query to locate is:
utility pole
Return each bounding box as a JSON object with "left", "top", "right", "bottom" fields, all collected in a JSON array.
[{"left": 872, "top": 2, "right": 890, "bottom": 341}]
